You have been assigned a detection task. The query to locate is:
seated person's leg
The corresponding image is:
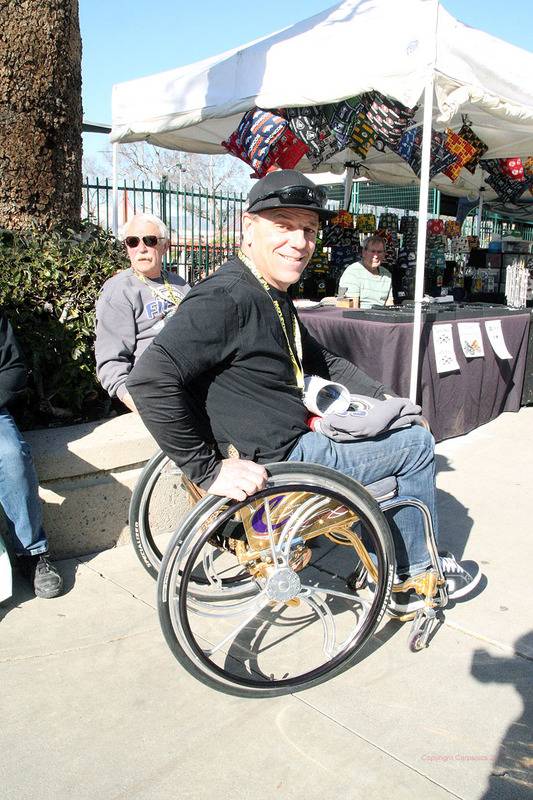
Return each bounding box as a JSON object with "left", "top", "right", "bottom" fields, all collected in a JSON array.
[
  {"left": 0, "top": 408, "right": 62, "bottom": 598},
  {"left": 288, "top": 424, "right": 480, "bottom": 602},
  {"left": 287, "top": 424, "right": 436, "bottom": 577}
]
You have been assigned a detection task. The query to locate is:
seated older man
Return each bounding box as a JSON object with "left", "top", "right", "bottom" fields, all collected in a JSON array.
[
  {"left": 339, "top": 234, "right": 393, "bottom": 308},
  {"left": 126, "top": 169, "right": 480, "bottom": 616},
  {"left": 95, "top": 212, "right": 189, "bottom": 412}
]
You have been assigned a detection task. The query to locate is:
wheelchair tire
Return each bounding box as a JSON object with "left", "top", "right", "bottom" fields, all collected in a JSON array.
[
  {"left": 129, "top": 451, "right": 261, "bottom": 600},
  {"left": 158, "top": 462, "right": 395, "bottom": 698},
  {"left": 129, "top": 450, "right": 179, "bottom": 579}
]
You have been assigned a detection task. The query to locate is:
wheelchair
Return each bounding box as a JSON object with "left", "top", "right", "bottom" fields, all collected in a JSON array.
[{"left": 129, "top": 452, "right": 448, "bottom": 698}]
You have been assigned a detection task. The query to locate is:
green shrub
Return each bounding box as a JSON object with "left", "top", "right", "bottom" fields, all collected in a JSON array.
[{"left": 0, "top": 223, "right": 129, "bottom": 429}]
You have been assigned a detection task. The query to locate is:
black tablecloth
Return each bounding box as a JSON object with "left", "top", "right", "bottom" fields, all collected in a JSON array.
[{"left": 299, "top": 307, "right": 530, "bottom": 442}]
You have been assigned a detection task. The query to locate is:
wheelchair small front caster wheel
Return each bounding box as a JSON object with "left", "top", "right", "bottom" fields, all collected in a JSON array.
[{"left": 408, "top": 631, "right": 426, "bottom": 652}]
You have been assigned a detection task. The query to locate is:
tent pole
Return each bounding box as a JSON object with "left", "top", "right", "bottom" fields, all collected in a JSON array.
[
  {"left": 343, "top": 165, "right": 355, "bottom": 211},
  {"left": 409, "top": 73, "right": 435, "bottom": 403},
  {"left": 477, "top": 187, "right": 485, "bottom": 240},
  {"left": 112, "top": 143, "right": 119, "bottom": 236}
]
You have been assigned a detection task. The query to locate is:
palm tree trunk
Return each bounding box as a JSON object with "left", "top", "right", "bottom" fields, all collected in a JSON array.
[{"left": 0, "top": 0, "right": 82, "bottom": 231}]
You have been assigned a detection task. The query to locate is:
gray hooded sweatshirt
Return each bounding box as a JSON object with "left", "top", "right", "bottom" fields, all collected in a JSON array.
[{"left": 95, "top": 268, "right": 189, "bottom": 400}]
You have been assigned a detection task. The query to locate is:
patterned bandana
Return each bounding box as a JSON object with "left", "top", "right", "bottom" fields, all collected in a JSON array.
[
  {"left": 458, "top": 123, "right": 488, "bottom": 174},
  {"left": 408, "top": 128, "right": 458, "bottom": 179},
  {"left": 363, "top": 91, "right": 417, "bottom": 148},
  {"left": 349, "top": 112, "right": 377, "bottom": 159},
  {"left": 324, "top": 96, "right": 367, "bottom": 150},
  {"left": 443, "top": 129, "right": 477, "bottom": 182}
]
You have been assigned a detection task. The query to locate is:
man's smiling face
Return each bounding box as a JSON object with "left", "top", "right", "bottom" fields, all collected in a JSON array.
[{"left": 242, "top": 207, "right": 319, "bottom": 290}]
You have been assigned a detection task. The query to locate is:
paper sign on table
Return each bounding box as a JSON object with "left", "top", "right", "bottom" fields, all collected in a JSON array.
[
  {"left": 457, "top": 322, "right": 484, "bottom": 358},
  {"left": 485, "top": 319, "right": 512, "bottom": 359},
  {"left": 432, "top": 324, "right": 460, "bottom": 373}
]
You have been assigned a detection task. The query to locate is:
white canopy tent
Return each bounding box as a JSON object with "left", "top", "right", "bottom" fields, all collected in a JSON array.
[{"left": 110, "top": 0, "right": 533, "bottom": 401}]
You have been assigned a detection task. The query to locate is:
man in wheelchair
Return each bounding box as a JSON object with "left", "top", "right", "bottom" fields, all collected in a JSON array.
[{"left": 127, "top": 168, "right": 480, "bottom": 619}]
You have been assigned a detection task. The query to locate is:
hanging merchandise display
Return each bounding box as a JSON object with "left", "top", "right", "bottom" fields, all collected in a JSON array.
[
  {"left": 408, "top": 128, "right": 458, "bottom": 179},
  {"left": 442, "top": 129, "right": 477, "bottom": 182},
  {"left": 222, "top": 109, "right": 308, "bottom": 177},
  {"left": 355, "top": 213, "right": 377, "bottom": 233},
  {"left": 378, "top": 229, "right": 400, "bottom": 271},
  {"left": 448, "top": 236, "right": 470, "bottom": 256},
  {"left": 349, "top": 112, "right": 377, "bottom": 158},
  {"left": 524, "top": 157, "right": 533, "bottom": 195},
  {"left": 426, "top": 233, "right": 447, "bottom": 295},
  {"left": 480, "top": 159, "right": 532, "bottom": 203},
  {"left": 457, "top": 121, "right": 489, "bottom": 174},
  {"left": 427, "top": 218, "right": 445, "bottom": 236},
  {"left": 284, "top": 105, "right": 339, "bottom": 165},
  {"left": 393, "top": 127, "right": 418, "bottom": 162},
  {"left": 233, "top": 108, "right": 287, "bottom": 173},
  {"left": 323, "top": 215, "right": 360, "bottom": 268},
  {"left": 499, "top": 157, "right": 525, "bottom": 180},
  {"left": 363, "top": 91, "right": 417, "bottom": 148},
  {"left": 324, "top": 96, "right": 367, "bottom": 150},
  {"left": 445, "top": 220, "right": 461, "bottom": 238},
  {"left": 378, "top": 212, "right": 399, "bottom": 231}
]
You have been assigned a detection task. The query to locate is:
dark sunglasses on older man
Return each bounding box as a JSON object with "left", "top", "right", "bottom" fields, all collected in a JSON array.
[
  {"left": 124, "top": 235, "right": 165, "bottom": 248},
  {"left": 255, "top": 185, "right": 328, "bottom": 208}
]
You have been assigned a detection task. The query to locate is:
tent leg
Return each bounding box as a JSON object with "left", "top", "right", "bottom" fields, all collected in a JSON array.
[
  {"left": 477, "top": 187, "right": 485, "bottom": 240},
  {"left": 343, "top": 166, "right": 355, "bottom": 211},
  {"left": 112, "top": 143, "right": 119, "bottom": 236},
  {"left": 409, "top": 74, "right": 435, "bottom": 404}
]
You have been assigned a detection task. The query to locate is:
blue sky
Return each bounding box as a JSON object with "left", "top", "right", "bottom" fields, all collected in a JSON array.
[{"left": 80, "top": 0, "right": 533, "bottom": 164}]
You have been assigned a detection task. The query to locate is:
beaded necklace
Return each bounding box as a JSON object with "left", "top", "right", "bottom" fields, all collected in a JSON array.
[
  {"left": 238, "top": 249, "right": 304, "bottom": 392},
  {"left": 133, "top": 268, "right": 183, "bottom": 308}
]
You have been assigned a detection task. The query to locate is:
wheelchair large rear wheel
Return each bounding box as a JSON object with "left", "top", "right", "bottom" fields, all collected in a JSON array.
[
  {"left": 130, "top": 450, "right": 256, "bottom": 599},
  {"left": 158, "top": 462, "right": 395, "bottom": 697},
  {"left": 129, "top": 450, "right": 183, "bottom": 578}
]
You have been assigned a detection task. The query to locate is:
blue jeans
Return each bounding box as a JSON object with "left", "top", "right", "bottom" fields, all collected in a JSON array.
[
  {"left": 287, "top": 425, "right": 439, "bottom": 576},
  {"left": 0, "top": 407, "right": 48, "bottom": 556}
]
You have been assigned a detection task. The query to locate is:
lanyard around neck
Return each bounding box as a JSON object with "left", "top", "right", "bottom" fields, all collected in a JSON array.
[
  {"left": 133, "top": 268, "right": 182, "bottom": 308},
  {"left": 238, "top": 249, "right": 304, "bottom": 392}
]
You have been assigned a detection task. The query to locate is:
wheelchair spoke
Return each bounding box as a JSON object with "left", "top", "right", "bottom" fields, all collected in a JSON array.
[
  {"left": 203, "top": 546, "right": 223, "bottom": 589},
  {"left": 187, "top": 588, "right": 264, "bottom": 618},
  {"left": 297, "top": 591, "right": 336, "bottom": 659},
  {"left": 301, "top": 583, "right": 373, "bottom": 608},
  {"left": 204, "top": 592, "right": 271, "bottom": 656},
  {"left": 262, "top": 497, "right": 285, "bottom": 567}
]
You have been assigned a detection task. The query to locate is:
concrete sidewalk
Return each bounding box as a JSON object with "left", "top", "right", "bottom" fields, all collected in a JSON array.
[{"left": 1, "top": 408, "right": 532, "bottom": 800}]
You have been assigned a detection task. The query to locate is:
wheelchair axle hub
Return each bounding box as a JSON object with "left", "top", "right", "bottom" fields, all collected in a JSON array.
[{"left": 265, "top": 567, "right": 301, "bottom": 602}]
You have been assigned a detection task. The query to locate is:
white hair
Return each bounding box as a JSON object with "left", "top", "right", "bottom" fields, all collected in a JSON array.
[{"left": 118, "top": 213, "right": 169, "bottom": 241}]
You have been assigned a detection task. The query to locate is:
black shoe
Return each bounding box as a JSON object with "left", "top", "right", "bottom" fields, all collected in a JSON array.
[
  {"left": 18, "top": 554, "right": 63, "bottom": 599},
  {"left": 439, "top": 553, "right": 481, "bottom": 600}
]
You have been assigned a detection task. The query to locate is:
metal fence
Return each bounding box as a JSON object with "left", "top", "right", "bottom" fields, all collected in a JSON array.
[
  {"left": 82, "top": 177, "right": 533, "bottom": 278},
  {"left": 82, "top": 177, "right": 246, "bottom": 284}
]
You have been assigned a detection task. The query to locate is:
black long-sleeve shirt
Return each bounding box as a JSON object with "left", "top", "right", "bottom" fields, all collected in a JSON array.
[
  {"left": 127, "top": 257, "right": 388, "bottom": 489},
  {"left": 0, "top": 313, "right": 27, "bottom": 409}
]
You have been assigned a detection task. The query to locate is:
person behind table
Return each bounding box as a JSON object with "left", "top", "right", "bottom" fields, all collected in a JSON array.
[
  {"left": 0, "top": 313, "right": 63, "bottom": 598},
  {"left": 338, "top": 234, "right": 393, "bottom": 308},
  {"left": 95, "top": 212, "right": 189, "bottom": 413},
  {"left": 126, "top": 169, "right": 480, "bottom": 615}
]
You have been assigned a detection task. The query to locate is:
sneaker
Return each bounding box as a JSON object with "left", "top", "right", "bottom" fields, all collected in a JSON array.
[
  {"left": 440, "top": 553, "right": 481, "bottom": 600},
  {"left": 18, "top": 554, "right": 63, "bottom": 599},
  {"left": 388, "top": 554, "right": 481, "bottom": 616}
]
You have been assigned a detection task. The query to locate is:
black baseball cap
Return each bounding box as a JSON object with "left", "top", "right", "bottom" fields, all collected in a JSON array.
[{"left": 246, "top": 169, "right": 337, "bottom": 220}]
